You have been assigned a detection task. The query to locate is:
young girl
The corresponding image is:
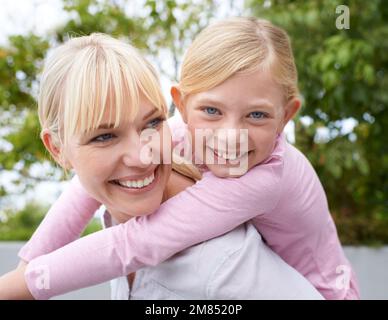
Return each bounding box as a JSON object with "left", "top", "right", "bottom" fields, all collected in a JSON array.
[
  {"left": 7, "top": 17, "right": 358, "bottom": 299},
  {"left": 0, "top": 32, "right": 322, "bottom": 300}
]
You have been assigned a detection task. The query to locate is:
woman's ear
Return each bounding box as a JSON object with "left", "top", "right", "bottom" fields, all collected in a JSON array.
[
  {"left": 279, "top": 98, "right": 301, "bottom": 132},
  {"left": 170, "top": 86, "right": 188, "bottom": 123},
  {"left": 41, "top": 129, "right": 72, "bottom": 169}
]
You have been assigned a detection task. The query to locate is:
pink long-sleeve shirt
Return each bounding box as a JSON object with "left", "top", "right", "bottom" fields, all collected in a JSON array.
[{"left": 19, "top": 116, "right": 360, "bottom": 300}]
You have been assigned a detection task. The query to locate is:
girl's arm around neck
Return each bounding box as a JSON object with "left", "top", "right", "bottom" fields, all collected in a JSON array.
[{"left": 24, "top": 160, "right": 283, "bottom": 299}]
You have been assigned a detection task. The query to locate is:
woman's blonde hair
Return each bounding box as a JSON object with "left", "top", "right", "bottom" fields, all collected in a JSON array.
[
  {"left": 38, "top": 33, "right": 201, "bottom": 181},
  {"left": 38, "top": 33, "right": 166, "bottom": 147},
  {"left": 179, "top": 17, "right": 299, "bottom": 102}
]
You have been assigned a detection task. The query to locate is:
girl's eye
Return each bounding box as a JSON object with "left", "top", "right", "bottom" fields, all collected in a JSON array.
[
  {"left": 91, "top": 133, "right": 115, "bottom": 143},
  {"left": 248, "top": 111, "right": 267, "bottom": 119},
  {"left": 145, "top": 117, "right": 164, "bottom": 129},
  {"left": 203, "top": 107, "right": 221, "bottom": 116}
]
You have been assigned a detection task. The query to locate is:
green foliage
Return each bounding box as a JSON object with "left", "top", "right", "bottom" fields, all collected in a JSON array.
[
  {"left": 58, "top": 0, "right": 145, "bottom": 47},
  {"left": 0, "top": 203, "right": 101, "bottom": 241},
  {"left": 0, "top": 33, "right": 49, "bottom": 178},
  {"left": 248, "top": 0, "right": 388, "bottom": 226},
  {"left": 0, "top": 203, "right": 47, "bottom": 241},
  {"left": 0, "top": 111, "right": 45, "bottom": 171},
  {"left": 0, "top": 34, "right": 48, "bottom": 111},
  {"left": 82, "top": 218, "right": 103, "bottom": 236},
  {"left": 143, "top": 0, "right": 215, "bottom": 75},
  {"left": 333, "top": 212, "right": 388, "bottom": 246}
]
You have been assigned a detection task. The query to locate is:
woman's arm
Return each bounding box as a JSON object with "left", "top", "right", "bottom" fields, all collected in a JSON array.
[
  {"left": 24, "top": 159, "right": 283, "bottom": 299},
  {"left": 18, "top": 175, "right": 101, "bottom": 262},
  {"left": 0, "top": 264, "right": 33, "bottom": 300}
]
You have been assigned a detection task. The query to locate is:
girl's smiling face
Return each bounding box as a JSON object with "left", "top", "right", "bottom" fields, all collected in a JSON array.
[
  {"left": 174, "top": 68, "right": 300, "bottom": 177},
  {"left": 63, "top": 96, "right": 172, "bottom": 222}
]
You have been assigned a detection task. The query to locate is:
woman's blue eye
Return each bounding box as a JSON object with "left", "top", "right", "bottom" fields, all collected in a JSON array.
[
  {"left": 248, "top": 111, "right": 266, "bottom": 119},
  {"left": 204, "top": 107, "right": 220, "bottom": 115},
  {"left": 92, "top": 133, "right": 115, "bottom": 142},
  {"left": 146, "top": 117, "right": 164, "bottom": 129}
]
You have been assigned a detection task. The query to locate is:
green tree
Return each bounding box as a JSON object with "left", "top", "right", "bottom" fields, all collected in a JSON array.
[
  {"left": 247, "top": 0, "right": 388, "bottom": 243},
  {"left": 0, "top": 202, "right": 101, "bottom": 240},
  {"left": 0, "top": 34, "right": 51, "bottom": 197}
]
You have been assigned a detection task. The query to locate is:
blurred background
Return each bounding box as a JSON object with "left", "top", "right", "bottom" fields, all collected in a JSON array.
[{"left": 0, "top": 0, "right": 387, "bottom": 299}]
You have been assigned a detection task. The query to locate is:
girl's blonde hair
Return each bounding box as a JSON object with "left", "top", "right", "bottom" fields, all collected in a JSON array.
[
  {"left": 38, "top": 33, "right": 201, "bottom": 181},
  {"left": 179, "top": 17, "right": 299, "bottom": 102},
  {"left": 172, "top": 154, "right": 202, "bottom": 182}
]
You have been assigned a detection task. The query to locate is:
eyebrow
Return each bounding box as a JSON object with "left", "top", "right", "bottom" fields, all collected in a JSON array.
[
  {"left": 196, "top": 97, "right": 275, "bottom": 112},
  {"left": 96, "top": 123, "right": 116, "bottom": 130},
  {"left": 196, "top": 98, "right": 226, "bottom": 108},
  {"left": 142, "top": 108, "right": 160, "bottom": 120},
  {"left": 245, "top": 102, "right": 275, "bottom": 112},
  {"left": 94, "top": 109, "right": 160, "bottom": 130}
]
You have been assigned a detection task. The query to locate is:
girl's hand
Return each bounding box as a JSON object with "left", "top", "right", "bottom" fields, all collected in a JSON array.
[{"left": 0, "top": 263, "right": 34, "bottom": 300}]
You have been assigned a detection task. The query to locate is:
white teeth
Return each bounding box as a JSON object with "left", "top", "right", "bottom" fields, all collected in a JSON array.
[{"left": 116, "top": 171, "right": 155, "bottom": 189}]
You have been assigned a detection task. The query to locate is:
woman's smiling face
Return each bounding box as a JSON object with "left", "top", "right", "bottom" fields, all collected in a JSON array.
[{"left": 63, "top": 96, "right": 172, "bottom": 223}]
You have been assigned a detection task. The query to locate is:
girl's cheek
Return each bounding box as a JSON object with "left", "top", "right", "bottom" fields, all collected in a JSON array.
[
  {"left": 189, "top": 117, "right": 212, "bottom": 131},
  {"left": 187, "top": 112, "right": 205, "bottom": 126}
]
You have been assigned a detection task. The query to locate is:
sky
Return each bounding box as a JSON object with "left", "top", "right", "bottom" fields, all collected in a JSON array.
[{"left": 0, "top": 0, "right": 68, "bottom": 45}]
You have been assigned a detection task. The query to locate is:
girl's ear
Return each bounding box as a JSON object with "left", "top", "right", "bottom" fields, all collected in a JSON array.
[
  {"left": 41, "top": 129, "right": 72, "bottom": 169},
  {"left": 170, "top": 86, "right": 188, "bottom": 123},
  {"left": 279, "top": 98, "right": 301, "bottom": 132}
]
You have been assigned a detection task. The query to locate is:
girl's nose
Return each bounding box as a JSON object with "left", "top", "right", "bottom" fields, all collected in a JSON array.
[
  {"left": 219, "top": 116, "right": 244, "bottom": 131},
  {"left": 215, "top": 119, "right": 248, "bottom": 151}
]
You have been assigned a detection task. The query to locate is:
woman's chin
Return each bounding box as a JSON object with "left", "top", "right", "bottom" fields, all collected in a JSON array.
[{"left": 112, "top": 201, "right": 162, "bottom": 223}]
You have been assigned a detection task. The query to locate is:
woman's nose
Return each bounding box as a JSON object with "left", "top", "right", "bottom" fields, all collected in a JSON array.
[{"left": 121, "top": 133, "right": 150, "bottom": 169}]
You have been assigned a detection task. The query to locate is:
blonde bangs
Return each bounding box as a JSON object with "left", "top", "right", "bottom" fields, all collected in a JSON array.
[
  {"left": 130, "top": 57, "right": 167, "bottom": 116},
  {"left": 180, "top": 43, "right": 272, "bottom": 96}
]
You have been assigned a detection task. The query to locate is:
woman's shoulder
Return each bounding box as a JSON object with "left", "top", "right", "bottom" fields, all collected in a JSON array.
[
  {"left": 205, "top": 223, "right": 323, "bottom": 300},
  {"left": 121, "top": 222, "right": 323, "bottom": 300},
  {"left": 131, "top": 223, "right": 262, "bottom": 299}
]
